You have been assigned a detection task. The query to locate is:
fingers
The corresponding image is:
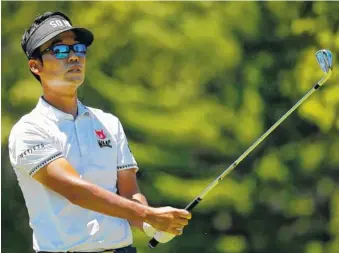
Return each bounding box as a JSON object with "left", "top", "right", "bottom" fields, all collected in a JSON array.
[
  {"left": 167, "top": 221, "right": 187, "bottom": 235},
  {"left": 175, "top": 217, "right": 189, "bottom": 226},
  {"left": 176, "top": 209, "right": 192, "bottom": 220},
  {"left": 171, "top": 209, "right": 191, "bottom": 233},
  {"left": 167, "top": 226, "right": 184, "bottom": 235},
  {"left": 148, "top": 206, "right": 192, "bottom": 235}
]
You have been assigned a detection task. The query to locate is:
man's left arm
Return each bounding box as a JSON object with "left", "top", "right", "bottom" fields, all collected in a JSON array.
[
  {"left": 117, "top": 168, "right": 148, "bottom": 231},
  {"left": 115, "top": 119, "right": 177, "bottom": 243}
]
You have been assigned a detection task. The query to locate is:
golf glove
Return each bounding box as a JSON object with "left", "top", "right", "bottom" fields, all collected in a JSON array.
[
  {"left": 142, "top": 222, "right": 176, "bottom": 243},
  {"left": 154, "top": 231, "right": 176, "bottom": 243},
  {"left": 143, "top": 222, "right": 156, "bottom": 237}
]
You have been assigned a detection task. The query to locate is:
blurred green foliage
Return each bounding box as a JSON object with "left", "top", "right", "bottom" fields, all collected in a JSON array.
[{"left": 2, "top": 2, "right": 339, "bottom": 253}]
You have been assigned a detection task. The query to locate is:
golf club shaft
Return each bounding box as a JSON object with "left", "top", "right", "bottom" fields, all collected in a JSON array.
[
  {"left": 184, "top": 70, "right": 331, "bottom": 211},
  {"left": 149, "top": 82, "right": 322, "bottom": 249},
  {"left": 149, "top": 50, "right": 332, "bottom": 248},
  {"left": 185, "top": 84, "right": 319, "bottom": 207}
]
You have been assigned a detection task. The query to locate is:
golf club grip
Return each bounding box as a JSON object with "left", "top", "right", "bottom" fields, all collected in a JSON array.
[
  {"left": 148, "top": 197, "right": 202, "bottom": 248},
  {"left": 185, "top": 197, "right": 202, "bottom": 211},
  {"left": 148, "top": 238, "right": 159, "bottom": 248}
]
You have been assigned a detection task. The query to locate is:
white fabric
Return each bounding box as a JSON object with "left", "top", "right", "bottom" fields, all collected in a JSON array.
[{"left": 8, "top": 97, "right": 139, "bottom": 252}]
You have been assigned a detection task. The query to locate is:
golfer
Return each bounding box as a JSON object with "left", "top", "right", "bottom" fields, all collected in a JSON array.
[{"left": 8, "top": 11, "right": 191, "bottom": 253}]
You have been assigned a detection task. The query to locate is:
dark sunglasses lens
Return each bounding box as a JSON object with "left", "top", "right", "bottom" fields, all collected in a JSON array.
[
  {"left": 74, "top": 44, "right": 87, "bottom": 53},
  {"left": 74, "top": 44, "right": 87, "bottom": 56},
  {"left": 53, "top": 45, "right": 70, "bottom": 59}
]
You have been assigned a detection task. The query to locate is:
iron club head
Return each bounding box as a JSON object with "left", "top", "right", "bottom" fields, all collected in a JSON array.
[
  {"left": 315, "top": 49, "right": 333, "bottom": 87},
  {"left": 315, "top": 49, "right": 333, "bottom": 73}
]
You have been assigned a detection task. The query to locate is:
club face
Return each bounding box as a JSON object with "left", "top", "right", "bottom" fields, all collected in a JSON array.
[{"left": 316, "top": 49, "right": 333, "bottom": 74}]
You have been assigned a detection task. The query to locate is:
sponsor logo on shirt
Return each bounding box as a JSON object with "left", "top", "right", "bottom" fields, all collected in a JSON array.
[
  {"left": 19, "top": 143, "right": 45, "bottom": 158},
  {"left": 95, "top": 129, "right": 112, "bottom": 148}
]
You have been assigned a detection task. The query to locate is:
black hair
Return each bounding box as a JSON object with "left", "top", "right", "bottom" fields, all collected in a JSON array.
[{"left": 21, "top": 11, "right": 72, "bottom": 82}]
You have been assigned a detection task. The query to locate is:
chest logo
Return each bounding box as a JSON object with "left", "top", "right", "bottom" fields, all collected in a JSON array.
[
  {"left": 95, "top": 129, "right": 106, "bottom": 139},
  {"left": 95, "top": 129, "right": 112, "bottom": 148}
]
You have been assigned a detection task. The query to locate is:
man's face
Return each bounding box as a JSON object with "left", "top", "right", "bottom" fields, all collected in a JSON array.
[{"left": 33, "top": 31, "right": 86, "bottom": 88}]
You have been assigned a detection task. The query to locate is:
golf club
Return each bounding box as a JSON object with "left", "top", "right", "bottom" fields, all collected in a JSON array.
[{"left": 148, "top": 49, "right": 333, "bottom": 248}]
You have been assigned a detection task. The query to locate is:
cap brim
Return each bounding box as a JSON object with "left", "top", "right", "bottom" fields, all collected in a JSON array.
[
  {"left": 71, "top": 27, "right": 94, "bottom": 46},
  {"left": 32, "top": 27, "right": 94, "bottom": 55}
]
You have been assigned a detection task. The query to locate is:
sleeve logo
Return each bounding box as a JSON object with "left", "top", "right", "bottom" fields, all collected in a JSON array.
[{"left": 19, "top": 143, "right": 45, "bottom": 159}]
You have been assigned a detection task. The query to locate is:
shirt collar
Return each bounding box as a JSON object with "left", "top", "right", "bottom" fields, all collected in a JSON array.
[{"left": 36, "top": 96, "right": 90, "bottom": 122}]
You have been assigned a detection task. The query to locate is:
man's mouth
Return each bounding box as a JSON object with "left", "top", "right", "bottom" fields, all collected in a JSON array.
[{"left": 68, "top": 66, "right": 82, "bottom": 73}]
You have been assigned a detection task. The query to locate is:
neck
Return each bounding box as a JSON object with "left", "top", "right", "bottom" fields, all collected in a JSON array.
[{"left": 43, "top": 90, "right": 78, "bottom": 118}]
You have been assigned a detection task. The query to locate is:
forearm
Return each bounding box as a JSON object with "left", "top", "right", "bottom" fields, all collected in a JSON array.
[
  {"left": 132, "top": 192, "right": 148, "bottom": 205},
  {"left": 69, "top": 180, "right": 151, "bottom": 223},
  {"left": 124, "top": 192, "right": 149, "bottom": 230}
]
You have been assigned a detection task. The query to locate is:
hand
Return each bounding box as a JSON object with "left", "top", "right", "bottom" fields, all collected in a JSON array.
[
  {"left": 146, "top": 206, "right": 191, "bottom": 235},
  {"left": 143, "top": 222, "right": 176, "bottom": 244}
]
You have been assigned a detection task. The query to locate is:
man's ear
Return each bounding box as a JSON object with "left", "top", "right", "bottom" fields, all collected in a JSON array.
[{"left": 28, "top": 59, "right": 42, "bottom": 75}]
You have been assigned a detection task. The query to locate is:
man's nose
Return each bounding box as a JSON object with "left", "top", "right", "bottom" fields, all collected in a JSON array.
[{"left": 68, "top": 50, "right": 80, "bottom": 62}]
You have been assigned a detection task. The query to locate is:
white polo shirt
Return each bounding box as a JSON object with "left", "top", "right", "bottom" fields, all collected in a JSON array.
[{"left": 8, "top": 97, "right": 139, "bottom": 252}]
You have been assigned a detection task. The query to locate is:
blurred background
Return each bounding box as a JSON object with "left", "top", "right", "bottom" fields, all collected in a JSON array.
[{"left": 2, "top": 2, "right": 339, "bottom": 253}]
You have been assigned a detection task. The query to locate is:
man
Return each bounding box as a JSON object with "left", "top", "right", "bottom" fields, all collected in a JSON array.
[{"left": 8, "top": 11, "right": 191, "bottom": 253}]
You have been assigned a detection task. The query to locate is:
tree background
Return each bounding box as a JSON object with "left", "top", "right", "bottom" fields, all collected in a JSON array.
[{"left": 2, "top": 2, "right": 339, "bottom": 253}]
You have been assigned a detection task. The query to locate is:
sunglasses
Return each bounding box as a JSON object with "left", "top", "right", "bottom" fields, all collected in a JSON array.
[{"left": 41, "top": 43, "right": 87, "bottom": 59}]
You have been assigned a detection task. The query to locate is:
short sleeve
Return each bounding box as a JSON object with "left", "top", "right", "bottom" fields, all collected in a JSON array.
[
  {"left": 8, "top": 124, "right": 63, "bottom": 177},
  {"left": 116, "top": 120, "right": 138, "bottom": 172}
]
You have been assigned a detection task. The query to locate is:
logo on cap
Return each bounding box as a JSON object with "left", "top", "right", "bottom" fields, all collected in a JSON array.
[{"left": 49, "top": 19, "right": 72, "bottom": 28}]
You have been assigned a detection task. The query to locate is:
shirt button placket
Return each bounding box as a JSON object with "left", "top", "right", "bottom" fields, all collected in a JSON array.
[{"left": 75, "top": 117, "right": 89, "bottom": 157}]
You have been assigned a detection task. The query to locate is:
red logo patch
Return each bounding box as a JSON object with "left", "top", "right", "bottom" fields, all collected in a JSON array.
[{"left": 95, "top": 129, "right": 106, "bottom": 140}]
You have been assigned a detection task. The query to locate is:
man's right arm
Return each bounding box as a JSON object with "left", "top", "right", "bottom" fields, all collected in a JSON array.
[{"left": 33, "top": 157, "right": 191, "bottom": 235}]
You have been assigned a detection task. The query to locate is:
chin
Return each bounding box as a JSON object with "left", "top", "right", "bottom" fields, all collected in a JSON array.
[
  {"left": 65, "top": 71, "right": 85, "bottom": 82},
  {"left": 67, "top": 77, "right": 85, "bottom": 86}
]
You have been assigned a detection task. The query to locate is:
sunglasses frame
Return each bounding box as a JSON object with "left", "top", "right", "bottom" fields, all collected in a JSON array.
[{"left": 41, "top": 43, "right": 87, "bottom": 59}]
